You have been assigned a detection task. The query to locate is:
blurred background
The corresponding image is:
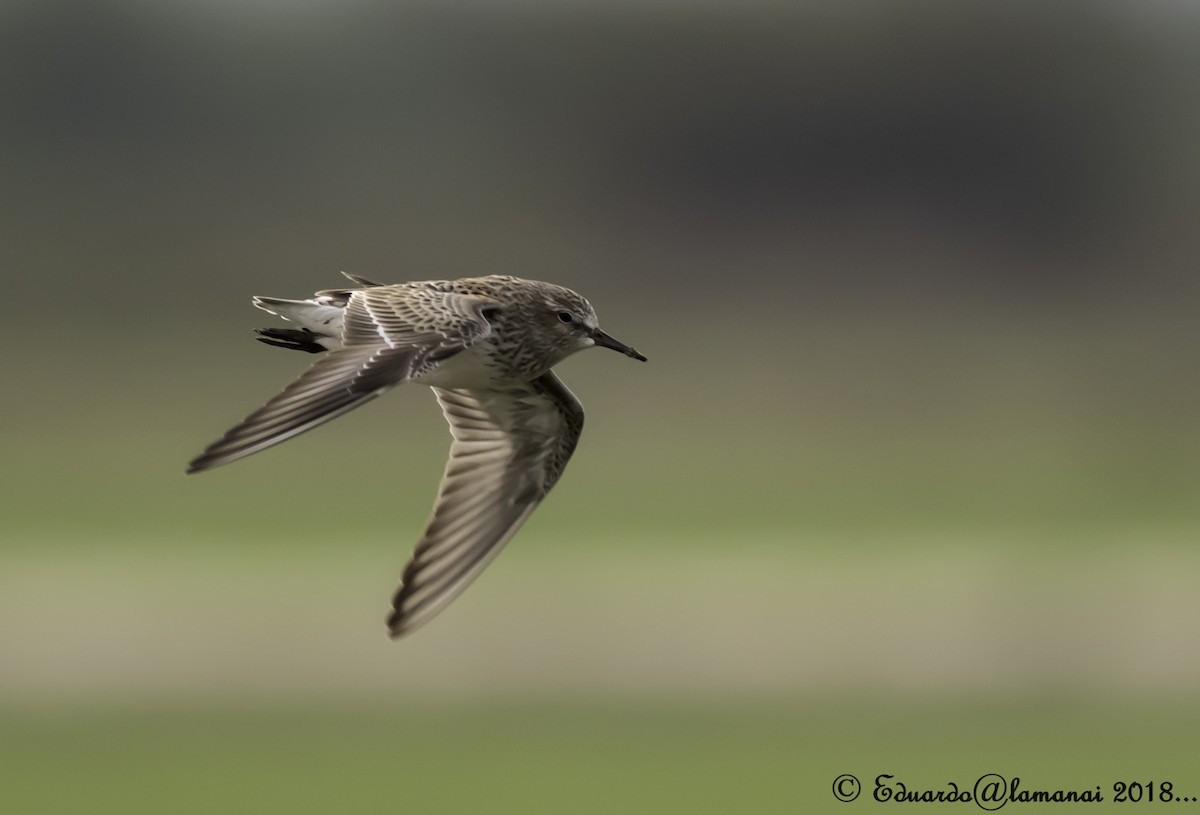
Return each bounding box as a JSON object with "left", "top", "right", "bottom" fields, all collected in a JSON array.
[{"left": 2, "top": 0, "right": 1199, "bottom": 811}]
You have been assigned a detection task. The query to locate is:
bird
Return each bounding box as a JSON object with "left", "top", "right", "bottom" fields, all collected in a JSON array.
[{"left": 187, "top": 273, "right": 647, "bottom": 638}]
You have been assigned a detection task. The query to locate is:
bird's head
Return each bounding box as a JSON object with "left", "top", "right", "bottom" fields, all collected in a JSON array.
[{"left": 537, "top": 286, "right": 647, "bottom": 364}]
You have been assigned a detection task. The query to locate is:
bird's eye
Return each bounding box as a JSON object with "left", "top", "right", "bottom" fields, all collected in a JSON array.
[{"left": 557, "top": 311, "right": 573, "bottom": 323}]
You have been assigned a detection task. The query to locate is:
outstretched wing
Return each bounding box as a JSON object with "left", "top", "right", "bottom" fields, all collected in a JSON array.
[
  {"left": 187, "top": 287, "right": 496, "bottom": 473},
  {"left": 387, "top": 372, "right": 585, "bottom": 638}
]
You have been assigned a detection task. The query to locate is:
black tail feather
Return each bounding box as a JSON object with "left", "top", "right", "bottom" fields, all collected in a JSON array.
[{"left": 255, "top": 328, "right": 329, "bottom": 354}]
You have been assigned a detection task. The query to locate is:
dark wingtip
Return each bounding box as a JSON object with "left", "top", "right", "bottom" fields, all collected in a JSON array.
[
  {"left": 185, "top": 456, "right": 211, "bottom": 475},
  {"left": 385, "top": 611, "right": 408, "bottom": 640}
]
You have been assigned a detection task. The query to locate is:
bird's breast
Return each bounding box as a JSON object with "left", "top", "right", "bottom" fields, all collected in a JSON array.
[{"left": 414, "top": 344, "right": 523, "bottom": 388}]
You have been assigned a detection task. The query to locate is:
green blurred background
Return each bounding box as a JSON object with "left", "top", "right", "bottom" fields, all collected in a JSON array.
[{"left": 3, "top": 0, "right": 1199, "bottom": 811}]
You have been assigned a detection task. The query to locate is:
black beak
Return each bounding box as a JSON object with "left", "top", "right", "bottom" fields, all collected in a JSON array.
[{"left": 591, "top": 329, "right": 648, "bottom": 362}]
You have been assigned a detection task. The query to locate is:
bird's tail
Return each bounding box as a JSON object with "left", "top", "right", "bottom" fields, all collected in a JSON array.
[
  {"left": 250, "top": 273, "right": 384, "bottom": 354},
  {"left": 252, "top": 296, "right": 344, "bottom": 353},
  {"left": 255, "top": 327, "right": 329, "bottom": 354}
]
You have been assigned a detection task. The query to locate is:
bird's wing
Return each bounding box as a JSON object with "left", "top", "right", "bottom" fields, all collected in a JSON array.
[
  {"left": 339, "top": 271, "right": 386, "bottom": 288},
  {"left": 187, "top": 287, "right": 497, "bottom": 473},
  {"left": 387, "top": 371, "right": 585, "bottom": 638}
]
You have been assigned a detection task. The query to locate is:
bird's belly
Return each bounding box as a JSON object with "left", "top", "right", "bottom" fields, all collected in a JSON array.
[{"left": 415, "top": 348, "right": 513, "bottom": 389}]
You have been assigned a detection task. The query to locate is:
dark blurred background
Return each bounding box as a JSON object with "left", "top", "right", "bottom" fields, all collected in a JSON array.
[{"left": 3, "top": 0, "right": 1199, "bottom": 812}]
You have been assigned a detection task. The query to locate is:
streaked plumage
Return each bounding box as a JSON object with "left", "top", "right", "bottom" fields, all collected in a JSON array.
[{"left": 187, "top": 274, "right": 646, "bottom": 638}]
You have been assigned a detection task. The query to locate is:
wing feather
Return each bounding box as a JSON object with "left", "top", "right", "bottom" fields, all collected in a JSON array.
[
  {"left": 386, "top": 372, "right": 585, "bottom": 638},
  {"left": 187, "top": 289, "right": 494, "bottom": 473},
  {"left": 187, "top": 345, "right": 410, "bottom": 472}
]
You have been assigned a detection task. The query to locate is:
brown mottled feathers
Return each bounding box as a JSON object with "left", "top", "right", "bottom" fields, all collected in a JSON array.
[{"left": 186, "top": 287, "right": 497, "bottom": 473}]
